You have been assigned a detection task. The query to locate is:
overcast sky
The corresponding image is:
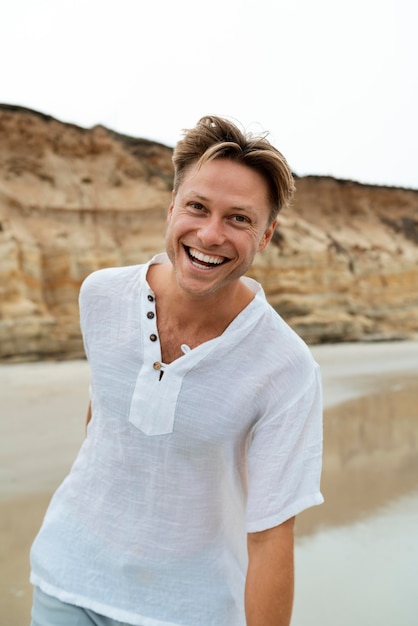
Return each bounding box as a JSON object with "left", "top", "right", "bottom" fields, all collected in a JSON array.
[{"left": 2, "top": 0, "right": 417, "bottom": 189}]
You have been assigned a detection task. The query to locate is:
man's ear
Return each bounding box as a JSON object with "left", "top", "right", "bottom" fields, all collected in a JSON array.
[
  {"left": 258, "top": 219, "right": 278, "bottom": 252},
  {"left": 167, "top": 190, "right": 175, "bottom": 223}
]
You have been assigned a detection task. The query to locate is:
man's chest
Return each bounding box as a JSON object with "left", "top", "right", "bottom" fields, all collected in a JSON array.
[{"left": 156, "top": 316, "right": 226, "bottom": 364}]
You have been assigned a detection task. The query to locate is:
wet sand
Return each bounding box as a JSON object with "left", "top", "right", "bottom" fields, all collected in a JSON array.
[{"left": 1, "top": 341, "right": 418, "bottom": 625}]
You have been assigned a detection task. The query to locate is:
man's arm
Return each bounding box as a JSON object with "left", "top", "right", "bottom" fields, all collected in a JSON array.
[{"left": 245, "top": 516, "right": 295, "bottom": 626}]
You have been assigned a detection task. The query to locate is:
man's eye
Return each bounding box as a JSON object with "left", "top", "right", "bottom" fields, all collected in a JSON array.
[
  {"left": 232, "top": 214, "right": 249, "bottom": 223},
  {"left": 190, "top": 202, "right": 204, "bottom": 210}
]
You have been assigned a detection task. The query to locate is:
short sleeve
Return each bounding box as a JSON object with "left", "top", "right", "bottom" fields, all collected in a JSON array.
[{"left": 246, "top": 362, "right": 324, "bottom": 532}]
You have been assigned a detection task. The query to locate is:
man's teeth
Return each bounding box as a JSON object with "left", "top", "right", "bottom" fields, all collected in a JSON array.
[{"left": 188, "top": 248, "right": 225, "bottom": 265}]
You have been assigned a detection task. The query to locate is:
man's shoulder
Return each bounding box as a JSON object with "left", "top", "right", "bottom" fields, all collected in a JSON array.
[
  {"left": 250, "top": 302, "right": 317, "bottom": 370},
  {"left": 80, "top": 253, "right": 168, "bottom": 296},
  {"left": 83, "top": 263, "right": 143, "bottom": 287}
]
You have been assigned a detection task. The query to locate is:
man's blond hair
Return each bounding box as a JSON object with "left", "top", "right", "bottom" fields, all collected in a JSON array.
[{"left": 172, "top": 115, "right": 295, "bottom": 223}]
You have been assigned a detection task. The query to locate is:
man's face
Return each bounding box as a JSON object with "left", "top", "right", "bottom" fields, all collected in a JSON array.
[{"left": 165, "top": 158, "right": 276, "bottom": 300}]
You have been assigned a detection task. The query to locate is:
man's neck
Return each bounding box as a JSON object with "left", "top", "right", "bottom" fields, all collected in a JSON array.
[{"left": 147, "top": 262, "right": 254, "bottom": 332}]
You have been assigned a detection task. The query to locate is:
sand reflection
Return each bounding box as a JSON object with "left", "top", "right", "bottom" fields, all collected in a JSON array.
[{"left": 296, "top": 376, "right": 418, "bottom": 536}]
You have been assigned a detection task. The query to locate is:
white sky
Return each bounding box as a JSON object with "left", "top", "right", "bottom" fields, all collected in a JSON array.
[{"left": 2, "top": 0, "right": 417, "bottom": 189}]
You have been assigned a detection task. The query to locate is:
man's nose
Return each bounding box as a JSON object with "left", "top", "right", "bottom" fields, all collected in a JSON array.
[{"left": 197, "top": 215, "right": 226, "bottom": 247}]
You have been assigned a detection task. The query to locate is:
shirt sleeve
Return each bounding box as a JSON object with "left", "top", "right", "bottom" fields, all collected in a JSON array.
[{"left": 245, "top": 361, "right": 324, "bottom": 533}]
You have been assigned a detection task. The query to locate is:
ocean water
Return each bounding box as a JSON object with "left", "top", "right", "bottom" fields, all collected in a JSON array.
[{"left": 293, "top": 379, "right": 418, "bottom": 626}]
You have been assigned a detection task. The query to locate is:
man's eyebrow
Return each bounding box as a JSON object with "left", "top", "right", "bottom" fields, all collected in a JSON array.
[
  {"left": 184, "top": 191, "right": 256, "bottom": 213},
  {"left": 184, "top": 191, "right": 209, "bottom": 202}
]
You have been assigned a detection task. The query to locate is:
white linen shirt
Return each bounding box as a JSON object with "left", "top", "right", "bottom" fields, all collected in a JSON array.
[{"left": 30, "top": 253, "right": 323, "bottom": 626}]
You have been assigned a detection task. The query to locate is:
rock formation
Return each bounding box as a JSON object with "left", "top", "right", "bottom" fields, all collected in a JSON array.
[{"left": 1, "top": 105, "right": 417, "bottom": 361}]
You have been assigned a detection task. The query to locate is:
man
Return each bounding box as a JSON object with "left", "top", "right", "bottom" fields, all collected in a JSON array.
[{"left": 30, "top": 115, "right": 323, "bottom": 626}]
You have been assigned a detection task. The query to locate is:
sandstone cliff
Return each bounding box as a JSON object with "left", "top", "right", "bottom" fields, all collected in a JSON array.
[{"left": 1, "top": 105, "right": 417, "bottom": 361}]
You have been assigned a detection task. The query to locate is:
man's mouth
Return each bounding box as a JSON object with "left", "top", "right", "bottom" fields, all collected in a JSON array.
[{"left": 185, "top": 246, "right": 229, "bottom": 269}]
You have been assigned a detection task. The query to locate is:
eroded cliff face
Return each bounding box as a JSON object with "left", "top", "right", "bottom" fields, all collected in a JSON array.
[
  {"left": 256, "top": 176, "right": 418, "bottom": 343},
  {"left": 1, "top": 105, "right": 417, "bottom": 361}
]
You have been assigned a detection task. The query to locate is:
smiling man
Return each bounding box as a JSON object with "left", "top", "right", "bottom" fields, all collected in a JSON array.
[{"left": 30, "top": 116, "right": 324, "bottom": 626}]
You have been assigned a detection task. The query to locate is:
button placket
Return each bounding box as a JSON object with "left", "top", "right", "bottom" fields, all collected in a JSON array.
[
  {"left": 145, "top": 292, "right": 158, "bottom": 346},
  {"left": 144, "top": 290, "right": 165, "bottom": 379}
]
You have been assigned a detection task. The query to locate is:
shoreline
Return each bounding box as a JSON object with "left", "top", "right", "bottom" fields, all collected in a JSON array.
[
  {"left": 1, "top": 340, "right": 417, "bottom": 626},
  {"left": 310, "top": 340, "right": 418, "bottom": 407},
  {"left": 1, "top": 340, "right": 417, "bottom": 501}
]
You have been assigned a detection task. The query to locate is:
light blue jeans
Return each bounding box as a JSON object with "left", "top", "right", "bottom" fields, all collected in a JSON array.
[{"left": 31, "top": 586, "right": 138, "bottom": 626}]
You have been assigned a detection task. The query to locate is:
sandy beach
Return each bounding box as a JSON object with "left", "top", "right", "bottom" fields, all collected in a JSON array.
[{"left": 1, "top": 340, "right": 418, "bottom": 625}]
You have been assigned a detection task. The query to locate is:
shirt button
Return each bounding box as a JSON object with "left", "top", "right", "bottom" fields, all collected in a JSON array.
[
  {"left": 147, "top": 311, "right": 155, "bottom": 319},
  {"left": 149, "top": 334, "right": 157, "bottom": 342},
  {"left": 153, "top": 361, "right": 162, "bottom": 370},
  {"left": 147, "top": 295, "right": 154, "bottom": 302}
]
